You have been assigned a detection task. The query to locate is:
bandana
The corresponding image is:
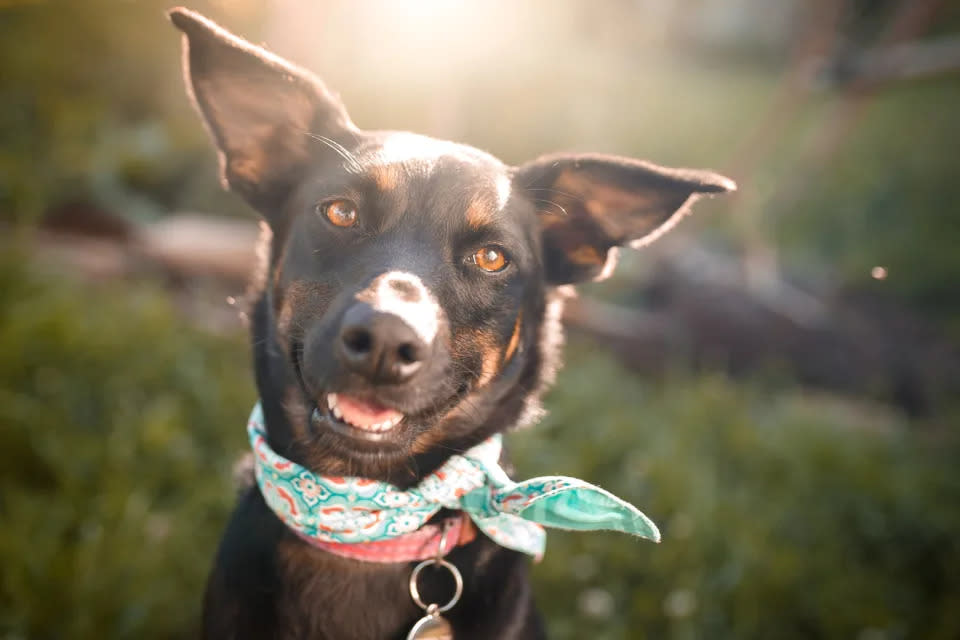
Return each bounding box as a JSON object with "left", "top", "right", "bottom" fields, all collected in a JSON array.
[{"left": 248, "top": 403, "right": 659, "bottom": 558}]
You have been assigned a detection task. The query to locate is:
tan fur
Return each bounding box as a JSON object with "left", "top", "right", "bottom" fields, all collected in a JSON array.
[
  {"left": 466, "top": 195, "right": 495, "bottom": 229},
  {"left": 371, "top": 164, "right": 400, "bottom": 192},
  {"left": 504, "top": 312, "right": 523, "bottom": 363}
]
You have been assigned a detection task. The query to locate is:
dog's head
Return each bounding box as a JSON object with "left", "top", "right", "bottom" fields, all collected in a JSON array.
[{"left": 170, "top": 8, "right": 734, "bottom": 481}]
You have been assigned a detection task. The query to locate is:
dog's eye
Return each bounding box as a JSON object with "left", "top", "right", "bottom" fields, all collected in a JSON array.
[
  {"left": 471, "top": 246, "right": 509, "bottom": 273},
  {"left": 317, "top": 199, "right": 358, "bottom": 228}
]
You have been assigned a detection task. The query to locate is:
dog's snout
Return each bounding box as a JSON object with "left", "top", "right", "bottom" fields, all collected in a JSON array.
[{"left": 338, "top": 303, "right": 429, "bottom": 384}]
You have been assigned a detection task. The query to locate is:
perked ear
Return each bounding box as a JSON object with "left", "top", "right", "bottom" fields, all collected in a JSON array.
[
  {"left": 168, "top": 7, "right": 357, "bottom": 211},
  {"left": 514, "top": 154, "right": 736, "bottom": 284}
]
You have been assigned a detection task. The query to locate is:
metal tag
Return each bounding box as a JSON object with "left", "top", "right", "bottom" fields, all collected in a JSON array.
[
  {"left": 407, "top": 524, "right": 462, "bottom": 640},
  {"left": 406, "top": 612, "right": 453, "bottom": 640}
]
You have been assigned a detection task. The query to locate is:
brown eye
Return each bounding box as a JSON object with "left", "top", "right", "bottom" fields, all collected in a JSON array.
[
  {"left": 319, "top": 199, "right": 357, "bottom": 228},
  {"left": 472, "top": 246, "right": 509, "bottom": 272}
]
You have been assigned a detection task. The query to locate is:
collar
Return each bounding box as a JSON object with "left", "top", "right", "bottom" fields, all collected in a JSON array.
[
  {"left": 248, "top": 403, "right": 659, "bottom": 562},
  {"left": 299, "top": 513, "right": 477, "bottom": 563}
]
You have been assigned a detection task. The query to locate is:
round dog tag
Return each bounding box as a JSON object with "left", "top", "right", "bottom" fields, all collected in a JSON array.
[
  {"left": 406, "top": 609, "right": 453, "bottom": 640},
  {"left": 407, "top": 545, "right": 463, "bottom": 640}
]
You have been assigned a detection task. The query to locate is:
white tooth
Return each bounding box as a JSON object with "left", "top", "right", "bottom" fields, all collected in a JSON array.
[
  {"left": 332, "top": 405, "right": 343, "bottom": 419},
  {"left": 327, "top": 393, "right": 338, "bottom": 409}
]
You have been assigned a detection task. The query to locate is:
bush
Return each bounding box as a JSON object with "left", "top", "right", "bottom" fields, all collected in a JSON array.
[
  {"left": 0, "top": 254, "right": 252, "bottom": 638},
  {"left": 513, "top": 349, "right": 960, "bottom": 639},
  {"left": 2, "top": 257, "right": 959, "bottom": 639}
]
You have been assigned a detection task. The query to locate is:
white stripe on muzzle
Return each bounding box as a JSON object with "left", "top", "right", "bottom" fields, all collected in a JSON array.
[{"left": 356, "top": 271, "right": 440, "bottom": 344}]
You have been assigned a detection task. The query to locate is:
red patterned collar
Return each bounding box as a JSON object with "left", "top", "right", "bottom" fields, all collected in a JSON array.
[{"left": 296, "top": 513, "right": 477, "bottom": 563}]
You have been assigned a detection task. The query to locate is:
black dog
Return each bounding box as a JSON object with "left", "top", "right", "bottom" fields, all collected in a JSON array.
[{"left": 169, "top": 8, "right": 734, "bottom": 639}]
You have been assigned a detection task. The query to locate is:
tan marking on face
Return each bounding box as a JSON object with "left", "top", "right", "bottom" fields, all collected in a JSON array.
[
  {"left": 372, "top": 164, "right": 400, "bottom": 192},
  {"left": 504, "top": 312, "right": 522, "bottom": 363},
  {"left": 451, "top": 327, "right": 501, "bottom": 388},
  {"left": 568, "top": 245, "right": 605, "bottom": 266},
  {"left": 478, "top": 345, "right": 500, "bottom": 388},
  {"left": 466, "top": 196, "right": 495, "bottom": 230}
]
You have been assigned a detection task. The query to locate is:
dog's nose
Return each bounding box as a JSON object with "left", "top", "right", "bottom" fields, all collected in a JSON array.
[{"left": 337, "top": 303, "right": 429, "bottom": 384}]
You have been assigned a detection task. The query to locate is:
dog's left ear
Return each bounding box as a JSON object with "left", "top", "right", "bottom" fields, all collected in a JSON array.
[
  {"left": 514, "top": 153, "right": 736, "bottom": 284},
  {"left": 169, "top": 7, "right": 357, "bottom": 213}
]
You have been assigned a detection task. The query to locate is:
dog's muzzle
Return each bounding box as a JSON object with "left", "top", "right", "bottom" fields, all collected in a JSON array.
[
  {"left": 304, "top": 271, "right": 447, "bottom": 440},
  {"left": 337, "top": 301, "right": 431, "bottom": 385}
]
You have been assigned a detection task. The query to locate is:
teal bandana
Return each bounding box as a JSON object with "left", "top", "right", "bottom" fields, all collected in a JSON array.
[{"left": 248, "top": 403, "right": 660, "bottom": 558}]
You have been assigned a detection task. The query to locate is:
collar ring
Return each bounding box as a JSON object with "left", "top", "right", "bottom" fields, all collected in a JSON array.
[{"left": 409, "top": 557, "right": 463, "bottom": 614}]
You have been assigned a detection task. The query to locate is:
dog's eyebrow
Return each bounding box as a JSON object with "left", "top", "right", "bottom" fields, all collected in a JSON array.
[
  {"left": 465, "top": 175, "right": 512, "bottom": 230},
  {"left": 369, "top": 165, "right": 400, "bottom": 192},
  {"left": 466, "top": 196, "right": 496, "bottom": 230}
]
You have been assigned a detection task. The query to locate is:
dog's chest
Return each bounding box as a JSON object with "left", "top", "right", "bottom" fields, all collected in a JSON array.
[
  {"left": 276, "top": 540, "right": 420, "bottom": 639},
  {"left": 272, "top": 535, "right": 539, "bottom": 640}
]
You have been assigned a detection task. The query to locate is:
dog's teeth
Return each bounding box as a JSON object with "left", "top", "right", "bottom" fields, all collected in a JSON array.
[{"left": 323, "top": 393, "right": 404, "bottom": 432}]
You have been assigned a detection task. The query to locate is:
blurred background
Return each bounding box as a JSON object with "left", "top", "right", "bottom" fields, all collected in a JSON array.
[{"left": 2, "top": 0, "right": 960, "bottom": 638}]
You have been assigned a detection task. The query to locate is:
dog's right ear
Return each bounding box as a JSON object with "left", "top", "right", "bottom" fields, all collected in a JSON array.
[{"left": 169, "top": 7, "right": 357, "bottom": 216}]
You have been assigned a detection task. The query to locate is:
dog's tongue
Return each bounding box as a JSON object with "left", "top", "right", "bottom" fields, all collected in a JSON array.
[{"left": 334, "top": 393, "right": 403, "bottom": 431}]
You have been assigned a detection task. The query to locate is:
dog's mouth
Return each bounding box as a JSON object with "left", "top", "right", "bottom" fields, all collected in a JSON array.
[
  {"left": 315, "top": 392, "right": 406, "bottom": 441},
  {"left": 293, "top": 339, "right": 467, "bottom": 454}
]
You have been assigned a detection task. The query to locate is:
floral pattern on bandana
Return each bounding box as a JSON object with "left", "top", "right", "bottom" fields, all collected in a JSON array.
[{"left": 247, "top": 403, "right": 660, "bottom": 558}]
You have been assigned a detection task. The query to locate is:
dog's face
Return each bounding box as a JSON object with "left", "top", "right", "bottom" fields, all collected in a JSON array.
[
  {"left": 274, "top": 134, "right": 542, "bottom": 461},
  {"left": 171, "top": 9, "right": 734, "bottom": 480}
]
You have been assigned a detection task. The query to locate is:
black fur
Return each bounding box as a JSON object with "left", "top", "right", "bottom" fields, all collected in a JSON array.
[{"left": 169, "top": 7, "right": 734, "bottom": 639}]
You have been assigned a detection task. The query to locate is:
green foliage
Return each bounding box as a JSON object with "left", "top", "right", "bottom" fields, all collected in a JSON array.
[
  {"left": 2, "top": 259, "right": 959, "bottom": 639},
  {"left": 513, "top": 350, "right": 960, "bottom": 639},
  {"left": 0, "top": 253, "right": 253, "bottom": 638}
]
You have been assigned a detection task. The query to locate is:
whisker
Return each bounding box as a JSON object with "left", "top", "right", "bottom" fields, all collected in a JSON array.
[
  {"left": 302, "top": 131, "right": 364, "bottom": 173},
  {"left": 525, "top": 186, "right": 582, "bottom": 201},
  {"left": 531, "top": 198, "right": 568, "bottom": 217}
]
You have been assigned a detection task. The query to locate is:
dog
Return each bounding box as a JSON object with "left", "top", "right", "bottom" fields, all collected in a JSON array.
[{"left": 168, "top": 7, "right": 734, "bottom": 639}]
